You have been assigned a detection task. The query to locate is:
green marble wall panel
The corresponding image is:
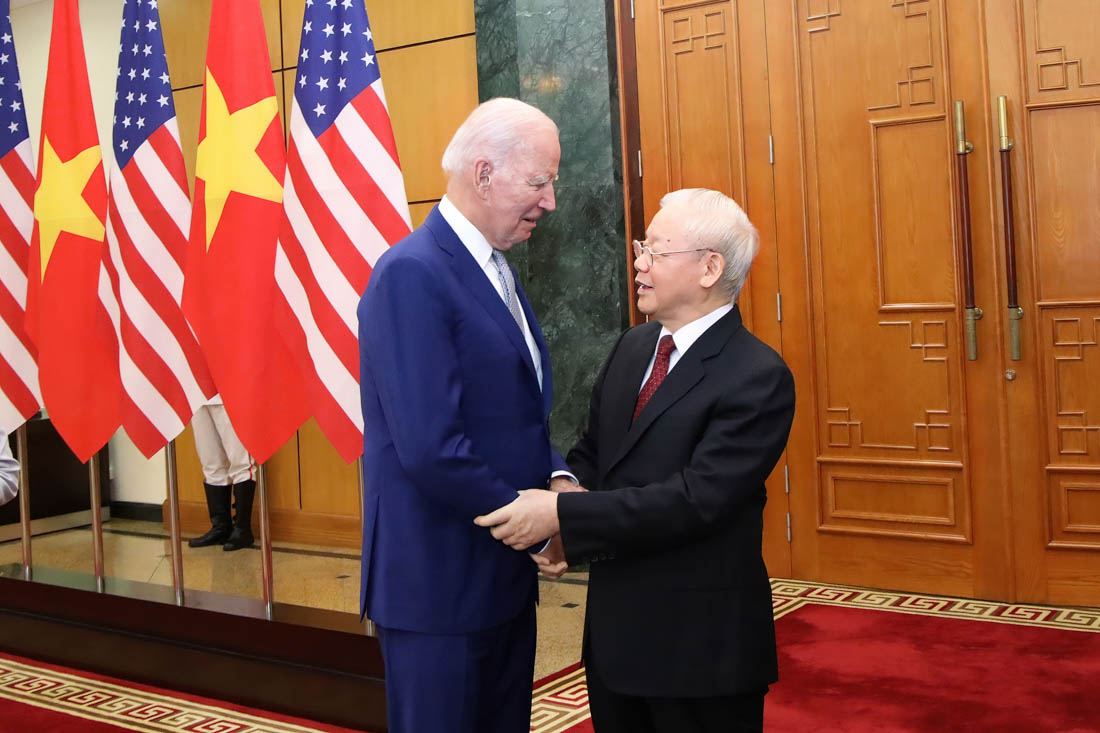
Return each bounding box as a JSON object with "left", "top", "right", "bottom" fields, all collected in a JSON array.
[{"left": 475, "top": 0, "right": 629, "bottom": 455}]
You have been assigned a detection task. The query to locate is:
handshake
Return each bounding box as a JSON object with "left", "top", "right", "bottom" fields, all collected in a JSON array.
[{"left": 474, "top": 476, "right": 586, "bottom": 579}]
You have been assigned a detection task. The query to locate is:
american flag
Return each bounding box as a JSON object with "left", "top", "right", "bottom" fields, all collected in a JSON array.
[
  {"left": 276, "top": 0, "right": 411, "bottom": 461},
  {"left": 0, "top": 1, "right": 40, "bottom": 433},
  {"left": 106, "top": 0, "right": 214, "bottom": 457}
]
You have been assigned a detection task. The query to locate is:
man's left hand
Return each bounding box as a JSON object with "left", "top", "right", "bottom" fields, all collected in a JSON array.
[
  {"left": 474, "top": 489, "right": 560, "bottom": 549},
  {"left": 532, "top": 534, "right": 568, "bottom": 579}
]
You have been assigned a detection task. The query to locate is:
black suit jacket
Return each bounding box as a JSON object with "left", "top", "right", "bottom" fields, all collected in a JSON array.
[{"left": 558, "top": 306, "right": 795, "bottom": 698}]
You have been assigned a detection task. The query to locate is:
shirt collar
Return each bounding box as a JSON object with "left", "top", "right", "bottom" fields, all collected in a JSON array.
[
  {"left": 438, "top": 195, "right": 495, "bottom": 268},
  {"left": 660, "top": 303, "right": 734, "bottom": 357}
]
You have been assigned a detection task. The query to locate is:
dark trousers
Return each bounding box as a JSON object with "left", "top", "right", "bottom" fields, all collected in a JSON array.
[
  {"left": 376, "top": 603, "right": 536, "bottom": 733},
  {"left": 585, "top": 660, "right": 766, "bottom": 733}
]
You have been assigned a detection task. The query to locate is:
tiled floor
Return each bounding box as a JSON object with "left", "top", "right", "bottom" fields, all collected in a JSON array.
[{"left": 0, "top": 519, "right": 586, "bottom": 681}]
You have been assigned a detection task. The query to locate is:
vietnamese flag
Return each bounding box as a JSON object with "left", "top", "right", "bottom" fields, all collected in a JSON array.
[
  {"left": 25, "top": 0, "right": 121, "bottom": 462},
  {"left": 182, "top": 0, "right": 307, "bottom": 462}
]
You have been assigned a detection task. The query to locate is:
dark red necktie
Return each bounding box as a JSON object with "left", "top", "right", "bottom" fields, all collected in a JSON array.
[{"left": 633, "top": 335, "right": 676, "bottom": 422}]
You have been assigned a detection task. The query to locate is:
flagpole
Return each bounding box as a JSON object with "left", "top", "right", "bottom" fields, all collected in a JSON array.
[
  {"left": 358, "top": 456, "right": 376, "bottom": 637},
  {"left": 257, "top": 463, "right": 275, "bottom": 620},
  {"left": 88, "top": 451, "right": 105, "bottom": 593},
  {"left": 17, "top": 425, "right": 32, "bottom": 581},
  {"left": 164, "top": 440, "right": 185, "bottom": 606}
]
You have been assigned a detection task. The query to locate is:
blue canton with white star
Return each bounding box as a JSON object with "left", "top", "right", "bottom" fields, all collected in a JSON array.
[
  {"left": 294, "top": 0, "right": 381, "bottom": 138},
  {"left": 0, "top": 0, "right": 29, "bottom": 159},
  {"left": 113, "top": 0, "right": 175, "bottom": 167}
]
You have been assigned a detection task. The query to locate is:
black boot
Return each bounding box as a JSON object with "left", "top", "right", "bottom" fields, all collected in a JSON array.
[
  {"left": 223, "top": 479, "right": 256, "bottom": 551},
  {"left": 188, "top": 483, "right": 232, "bottom": 547}
]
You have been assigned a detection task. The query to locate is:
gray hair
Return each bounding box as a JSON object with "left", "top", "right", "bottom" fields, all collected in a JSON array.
[
  {"left": 441, "top": 98, "right": 557, "bottom": 177},
  {"left": 659, "top": 188, "right": 759, "bottom": 302}
]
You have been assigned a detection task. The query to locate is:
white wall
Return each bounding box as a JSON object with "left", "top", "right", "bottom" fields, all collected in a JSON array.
[{"left": 12, "top": 0, "right": 168, "bottom": 504}]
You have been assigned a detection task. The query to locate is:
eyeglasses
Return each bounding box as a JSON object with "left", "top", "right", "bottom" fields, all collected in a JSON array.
[{"left": 631, "top": 240, "right": 712, "bottom": 269}]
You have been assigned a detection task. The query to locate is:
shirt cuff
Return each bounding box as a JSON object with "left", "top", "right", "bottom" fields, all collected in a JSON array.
[
  {"left": 530, "top": 538, "right": 552, "bottom": 555},
  {"left": 549, "top": 470, "right": 578, "bottom": 485}
]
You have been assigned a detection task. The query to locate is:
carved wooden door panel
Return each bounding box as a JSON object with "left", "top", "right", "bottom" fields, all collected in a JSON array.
[
  {"left": 632, "top": 0, "right": 791, "bottom": 575},
  {"left": 775, "top": 0, "right": 1017, "bottom": 599},
  {"left": 629, "top": 0, "right": 1100, "bottom": 603},
  {"left": 988, "top": 1, "right": 1100, "bottom": 605}
]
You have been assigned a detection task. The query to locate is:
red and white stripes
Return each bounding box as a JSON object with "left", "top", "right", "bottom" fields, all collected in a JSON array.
[
  {"left": 106, "top": 120, "right": 214, "bottom": 457},
  {"left": 0, "top": 138, "right": 40, "bottom": 433},
  {"left": 276, "top": 79, "right": 410, "bottom": 461}
]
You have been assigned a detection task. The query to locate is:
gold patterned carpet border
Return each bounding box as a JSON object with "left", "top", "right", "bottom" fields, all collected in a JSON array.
[
  {"left": 528, "top": 578, "right": 1100, "bottom": 733},
  {"left": 0, "top": 653, "right": 346, "bottom": 733},
  {"left": 3, "top": 578, "right": 1097, "bottom": 733},
  {"left": 769, "top": 578, "right": 1100, "bottom": 630}
]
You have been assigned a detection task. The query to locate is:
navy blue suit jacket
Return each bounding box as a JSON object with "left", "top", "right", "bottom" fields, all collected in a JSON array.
[{"left": 357, "top": 206, "right": 566, "bottom": 634}]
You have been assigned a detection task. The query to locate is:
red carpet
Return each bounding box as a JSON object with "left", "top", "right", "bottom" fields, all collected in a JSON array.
[
  {"left": 767, "top": 603, "right": 1100, "bottom": 732},
  {"left": 532, "top": 581, "right": 1100, "bottom": 732},
  {"left": 0, "top": 649, "right": 365, "bottom": 732}
]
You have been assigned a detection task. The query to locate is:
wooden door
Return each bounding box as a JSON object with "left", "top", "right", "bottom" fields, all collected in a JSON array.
[
  {"left": 769, "top": 0, "right": 1019, "bottom": 599},
  {"left": 987, "top": 2, "right": 1100, "bottom": 605},
  {"left": 631, "top": 0, "right": 791, "bottom": 575}
]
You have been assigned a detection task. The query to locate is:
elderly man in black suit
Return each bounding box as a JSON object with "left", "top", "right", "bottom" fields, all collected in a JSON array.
[{"left": 476, "top": 188, "right": 795, "bottom": 733}]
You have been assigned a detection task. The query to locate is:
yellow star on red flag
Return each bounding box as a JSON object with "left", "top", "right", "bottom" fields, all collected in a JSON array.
[
  {"left": 32, "top": 136, "right": 104, "bottom": 278},
  {"left": 195, "top": 70, "right": 283, "bottom": 249}
]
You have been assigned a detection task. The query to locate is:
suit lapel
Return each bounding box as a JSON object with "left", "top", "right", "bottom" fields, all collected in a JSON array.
[
  {"left": 605, "top": 307, "right": 744, "bottom": 474},
  {"left": 425, "top": 209, "right": 541, "bottom": 387},
  {"left": 603, "top": 323, "right": 661, "bottom": 452}
]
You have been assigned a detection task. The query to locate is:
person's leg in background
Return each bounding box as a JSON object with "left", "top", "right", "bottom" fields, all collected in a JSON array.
[
  {"left": 210, "top": 405, "right": 257, "bottom": 552},
  {"left": 188, "top": 406, "right": 233, "bottom": 548}
]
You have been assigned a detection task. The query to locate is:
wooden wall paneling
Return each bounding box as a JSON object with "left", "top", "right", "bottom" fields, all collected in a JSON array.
[
  {"left": 939, "top": 0, "right": 1014, "bottom": 602},
  {"left": 630, "top": 0, "right": 788, "bottom": 574},
  {"left": 610, "top": 0, "right": 644, "bottom": 327},
  {"left": 281, "top": 0, "right": 305, "bottom": 66},
  {"left": 265, "top": 435, "right": 303, "bottom": 513},
  {"left": 281, "top": 0, "right": 477, "bottom": 82},
  {"left": 161, "top": 0, "right": 283, "bottom": 90},
  {"left": 1028, "top": 105, "right": 1100, "bottom": 302},
  {"left": 282, "top": 71, "right": 297, "bottom": 142},
  {"left": 173, "top": 425, "right": 205, "bottom": 503},
  {"left": 990, "top": 0, "right": 1100, "bottom": 606},
  {"left": 172, "top": 86, "right": 203, "bottom": 195},
  {"left": 262, "top": 0, "right": 284, "bottom": 69},
  {"left": 160, "top": 0, "right": 211, "bottom": 89},
  {"left": 765, "top": 0, "right": 819, "bottom": 581},
  {"left": 366, "top": 0, "right": 475, "bottom": 51},
  {"left": 381, "top": 36, "right": 480, "bottom": 203},
  {"left": 408, "top": 201, "right": 439, "bottom": 228},
  {"left": 298, "top": 419, "right": 360, "bottom": 517},
  {"left": 268, "top": 507, "right": 360, "bottom": 547},
  {"left": 772, "top": 0, "right": 1015, "bottom": 599},
  {"left": 1020, "top": 0, "right": 1100, "bottom": 106},
  {"left": 274, "top": 70, "right": 289, "bottom": 146}
]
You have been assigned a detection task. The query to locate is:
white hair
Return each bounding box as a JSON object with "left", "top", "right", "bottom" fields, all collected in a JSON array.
[
  {"left": 659, "top": 188, "right": 760, "bottom": 302},
  {"left": 441, "top": 98, "right": 557, "bottom": 177}
]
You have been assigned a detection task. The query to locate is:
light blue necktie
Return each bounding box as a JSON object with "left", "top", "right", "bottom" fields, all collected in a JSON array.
[{"left": 491, "top": 251, "right": 525, "bottom": 331}]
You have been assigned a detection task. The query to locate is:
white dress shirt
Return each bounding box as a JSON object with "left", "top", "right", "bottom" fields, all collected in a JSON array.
[
  {"left": 438, "top": 196, "right": 543, "bottom": 389},
  {"left": 639, "top": 303, "right": 734, "bottom": 390},
  {"left": 0, "top": 431, "right": 20, "bottom": 506}
]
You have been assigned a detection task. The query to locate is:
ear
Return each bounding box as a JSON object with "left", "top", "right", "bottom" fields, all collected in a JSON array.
[
  {"left": 473, "top": 159, "right": 493, "bottom": 199},
  {"left": 699, "top": 251, "right": 724, "bottom": 290}
]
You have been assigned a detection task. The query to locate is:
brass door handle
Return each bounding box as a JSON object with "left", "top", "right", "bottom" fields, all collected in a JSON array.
[
  {"left": 997, "top": 95, "right": 1023, "bottom": 361},
  {"left": 954, "top": 100, "right": 981, "bottom": 361}
]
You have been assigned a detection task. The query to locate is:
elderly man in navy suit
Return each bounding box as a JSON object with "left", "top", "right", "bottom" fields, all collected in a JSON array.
[
  {"left": 357, "top": 98, "right": 573, "bottom": 733},
  {"left": 478, "top": 189, "right": 795, "bottom": 733}
]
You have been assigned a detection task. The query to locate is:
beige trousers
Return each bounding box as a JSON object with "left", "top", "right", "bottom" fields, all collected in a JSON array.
[{"left": 191, "top": 405, "right": 255, "bottom": 485}]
